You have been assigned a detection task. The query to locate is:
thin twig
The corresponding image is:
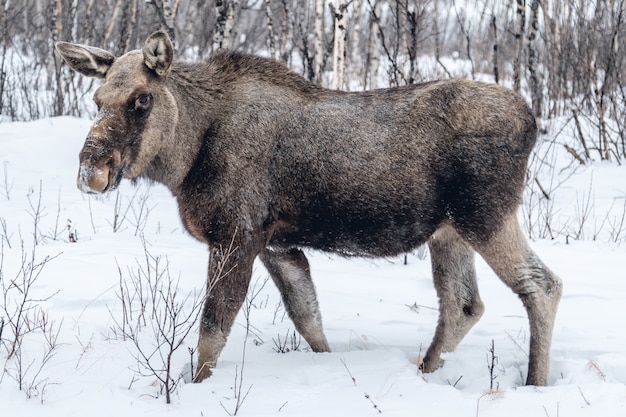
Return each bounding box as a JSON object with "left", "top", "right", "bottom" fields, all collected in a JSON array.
[{"left": 340, "top": 358, "right": 357, "bottom": 386}]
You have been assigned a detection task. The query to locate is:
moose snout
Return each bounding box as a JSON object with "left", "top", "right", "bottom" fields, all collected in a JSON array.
[
  {"left": 77, "top": 163, "right": 110, "bottom": 193},
  {"left": 76, "top": 140, "right": 122, "bottom": 193}
]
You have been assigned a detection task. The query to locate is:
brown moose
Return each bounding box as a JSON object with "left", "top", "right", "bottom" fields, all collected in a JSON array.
[{"left": 55, "top": 31, "right": 562, "bottom": 386}]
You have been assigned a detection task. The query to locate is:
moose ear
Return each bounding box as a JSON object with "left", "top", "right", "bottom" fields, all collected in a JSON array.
[
  {"left": 55, "top": 42, "right": 115, "bottom": 79},
  {"left": 143, "top": 31, "right": 174, "bottom": 77}
]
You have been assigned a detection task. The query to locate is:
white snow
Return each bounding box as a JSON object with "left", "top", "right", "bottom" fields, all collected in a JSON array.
[{"left": 0, "top": 116, "right": 625, "bottom": 416}]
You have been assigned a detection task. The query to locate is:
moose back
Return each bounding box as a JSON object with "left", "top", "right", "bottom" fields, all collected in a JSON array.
[{"left": 56, "top": 31, "right": 562, "bottom": 386}]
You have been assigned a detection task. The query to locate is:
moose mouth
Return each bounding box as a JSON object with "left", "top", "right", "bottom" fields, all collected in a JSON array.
[{"left": 77, "top": 163, "right": 123, "bottom": 194}]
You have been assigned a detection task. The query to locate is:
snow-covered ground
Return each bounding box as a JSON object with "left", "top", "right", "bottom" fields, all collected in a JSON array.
[{"left": 1, "top": 116, "right": 625, "bottom": 416}]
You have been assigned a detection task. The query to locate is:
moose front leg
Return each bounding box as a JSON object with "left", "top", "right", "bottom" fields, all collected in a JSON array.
[{"left": 194, "top": 243, "right": 256, "bottom": 383}]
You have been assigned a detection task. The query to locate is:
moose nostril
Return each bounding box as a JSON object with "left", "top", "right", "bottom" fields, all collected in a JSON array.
[{"left": 77, "top": 164, "right": 110, "bottom": 193}]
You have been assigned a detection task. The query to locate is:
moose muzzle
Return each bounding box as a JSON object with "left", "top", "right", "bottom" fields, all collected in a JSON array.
[{"left": 77, "top": 163, "right": 110, "bottom": 193}]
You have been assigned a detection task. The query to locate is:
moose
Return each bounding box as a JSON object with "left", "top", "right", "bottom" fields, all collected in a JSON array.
[{"left": 56, "top": 31, "right": 561, "bottom": 386}]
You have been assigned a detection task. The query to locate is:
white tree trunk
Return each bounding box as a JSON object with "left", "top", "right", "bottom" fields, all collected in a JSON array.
[
  {"left": 367, "top": 0, "right": 381, "bottom": 89},
  {"left": 104, "top": 0, "right": 122, "bottom": 47},
  {"left": 223, "top": 0, "right": 239, "bottom": 49},
  {"left": 52, "top": 0, "right": 64, "bottom": 116},
  {"left": 264, "top": 0, "right": 276, "bottom": 58},
  {"left": 351, "top": 0, "right": 362, "bottom": 82},
  {"left": 313, "top": 0, "right": 325, "bottom": 84},
  {"left": 331, "top": 2, "right": 347, "bottom": 90},
  {"left": 163, "top": 0, "right": 179, "bottom": 42},
  {"left": 278, "top": 0, "right": 288, "bottom": 59},
  {"left": 513, "top": 0, "right": 525, "bottom": 93},
  {"left": 214, "top": 0, "right": 239, "bottom": 50},
  {"left": 146, "top": 0, "right": 179, "bottom": 44},
  {"left": 527, "top": 0, "right": 542, "bottom": 118}
]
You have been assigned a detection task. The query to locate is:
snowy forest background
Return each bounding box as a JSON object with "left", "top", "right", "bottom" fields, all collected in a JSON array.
[{"left": 0, "top": 0, "right": 625, "bottom": 166}]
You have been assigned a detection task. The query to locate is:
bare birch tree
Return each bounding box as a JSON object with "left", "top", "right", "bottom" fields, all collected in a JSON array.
[
  {"left": 330, "top": 2, "right": 349, "bottom": 90},
  {"left": 104, "top": 0, "right": 123, "bottom": 48},
  {"left": 214, "top": 0, "right": 240, "bottom": 51},
  {"left": 264, "top": 0, "right": 277, "bottom": 58},
  {"left": 51, "top": 0, "right": 64, "bottom": 116},
  {"left": 527, "top": 0, "right": 542, "bottom": 118},
  {"left": 278, "top": 0, "right": 289, "bottom": 60},
  {"left": 513, "top": 0, "right": 525, "bottom": 93},
  {"left": 491, "top": 12, "right": 499, "bottom": 84},
  {"left": 432, "top": 0, "right": 451, "bottom": 79},
  {"left": 0, "top": 0, "right": 10, "bottom": 116},
  {"left": 121, "top": 0, "right": 139, "bottom": 54},
  {"left": 351, "top": 0, "right": 363, "bottom": 75},
  {"left": 313, "top": 0, "right": 326, "bottom": 84},
  {"left": 364, "top": 0, "right": 381, "bottom": 88},
  {"left": 147, "top": 0, "right": 180, "bottom": 45}
]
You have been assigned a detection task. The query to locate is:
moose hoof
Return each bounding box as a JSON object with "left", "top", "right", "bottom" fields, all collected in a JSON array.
[
  {"left": 420, "top": 355, "right": 444, "bottom": 373},
  {"left": 309, "top": 337, "right": 331, "bottom": 353}
]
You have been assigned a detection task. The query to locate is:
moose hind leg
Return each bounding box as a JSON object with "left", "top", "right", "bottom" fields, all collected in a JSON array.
[
  {"left": 473, "top": 214, "right": 562, "bottom": 386},
  {"left": 422, "top": 225, "right": 485, "bottom": 373},
  {"left": 260, "top": 248, "right": 331, "bottom": 352}
]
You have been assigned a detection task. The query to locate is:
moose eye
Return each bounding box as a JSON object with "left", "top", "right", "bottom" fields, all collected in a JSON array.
[{"left": 134, "top": 94, "right": 152, "bottom": 110}]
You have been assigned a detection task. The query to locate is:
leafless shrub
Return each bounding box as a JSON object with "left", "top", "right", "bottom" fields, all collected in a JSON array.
[
  {"left": 364, "top": 393, "right": 383, "bottom": 414},
  {"left": 1, "top": 240, "right": 61, "bottom": 359},
  {"left": 1, "top": 161, "right": 13, "bottom": 200},
  {"left": 220, "top": 276, "right": 269, "bottom": 415},
  {"left": 447, "top": 374, "right": 463, "bottom": 388},
  {"left": 44, "top": 188, "right": 69, "bottom": 242},
  {"left": 220, "top": 363, "right": 254, "bottom": 417},
  {"left": 339, "top": 359, "right": 382, "bottom": 413},
  {"left": 129, "top": 186, "right": 156, "bottom": 236},
  {"left": 25, "top": 181, "right": 47, "bottom": 246},
  {"left": 21, "top": 182, "right": 78, "bottom": 245},
  {"left": 240, "top": 276, "right": 269, "bottom": 344},
  {"left": 272, "top": 300, "right": 285, "bottom": 325},
  {"left": 74, "top": 333, "right": 95, "bottom": 370},
  {"left": 523, "top": 139, "right": 562, "bottom": 241},
  {"left": 340, "top": 358, "right": 357, "bottom": 385},
  {"left": 605, "top": 197, "right": 626, "bottom": 244},
  {"left": 108, "top": 239, "right": 204, "bottom": 404},
  {"left": 524, "top": 132, "right": 626, "bottom": 244},
  {"left": 108, "top": 183, "right": 154, "bottom": 235},
  {"left": 107, "top": 233, "right": 241, "bottom": 402},
  {"left": 586, "top": 360, "right": 606, "bottom": 382},
  {"left": 486, "top": 339, "right": 499, "bottom": 393},
  {"left": 109, "top": 189, "right": 130, "bottom": 233},
  {"left": 542, "top": 402, "right": 561, "bottom": 417},
  {"left": 272, "top": 329, "right": 302, "bottom": 353},
  {"left": 522, "top": 124, "right": 592, "bottom": 242},
  {"left": 474, "top": 340, "right": 505, "bottom": 416},
  {"left": 0, "top": 234, "right": 62, "bottom": 400},
  {"left": 0, "top": 217, "right": 12, "bottom": 249},
  {"left": 66, "top": 219, "right": 78, "bottom": 243},
  {"left": 578, "top": 386, "right": 591, "bottom": 406},
  {"left": 504, "top": 329, "right": 528, "bottom": 359},
  {"left": 6, "top": 310, "right": 63, "bottom": 400}
]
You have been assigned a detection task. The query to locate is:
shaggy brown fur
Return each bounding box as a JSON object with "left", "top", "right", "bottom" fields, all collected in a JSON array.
[{"left": 56, "top": 31, "right": 562, "bottom": 386}]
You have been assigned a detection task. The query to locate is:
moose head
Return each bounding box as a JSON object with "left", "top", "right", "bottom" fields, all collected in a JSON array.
[{"left": 56, "top": 31, "right": 178, "bottom": 194}]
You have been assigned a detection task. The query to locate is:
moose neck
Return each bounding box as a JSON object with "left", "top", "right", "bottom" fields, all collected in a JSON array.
[
  {"left": 141, "top": 53, "right": 320, "bottom": 195},
  {"left": 142, "top": 61, "right": 225, "bottom": 196}
]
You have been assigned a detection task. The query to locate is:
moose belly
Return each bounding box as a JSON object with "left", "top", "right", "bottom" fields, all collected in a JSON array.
[{"left": 270, "top": 202, "right": 441, "bottom": 257}]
